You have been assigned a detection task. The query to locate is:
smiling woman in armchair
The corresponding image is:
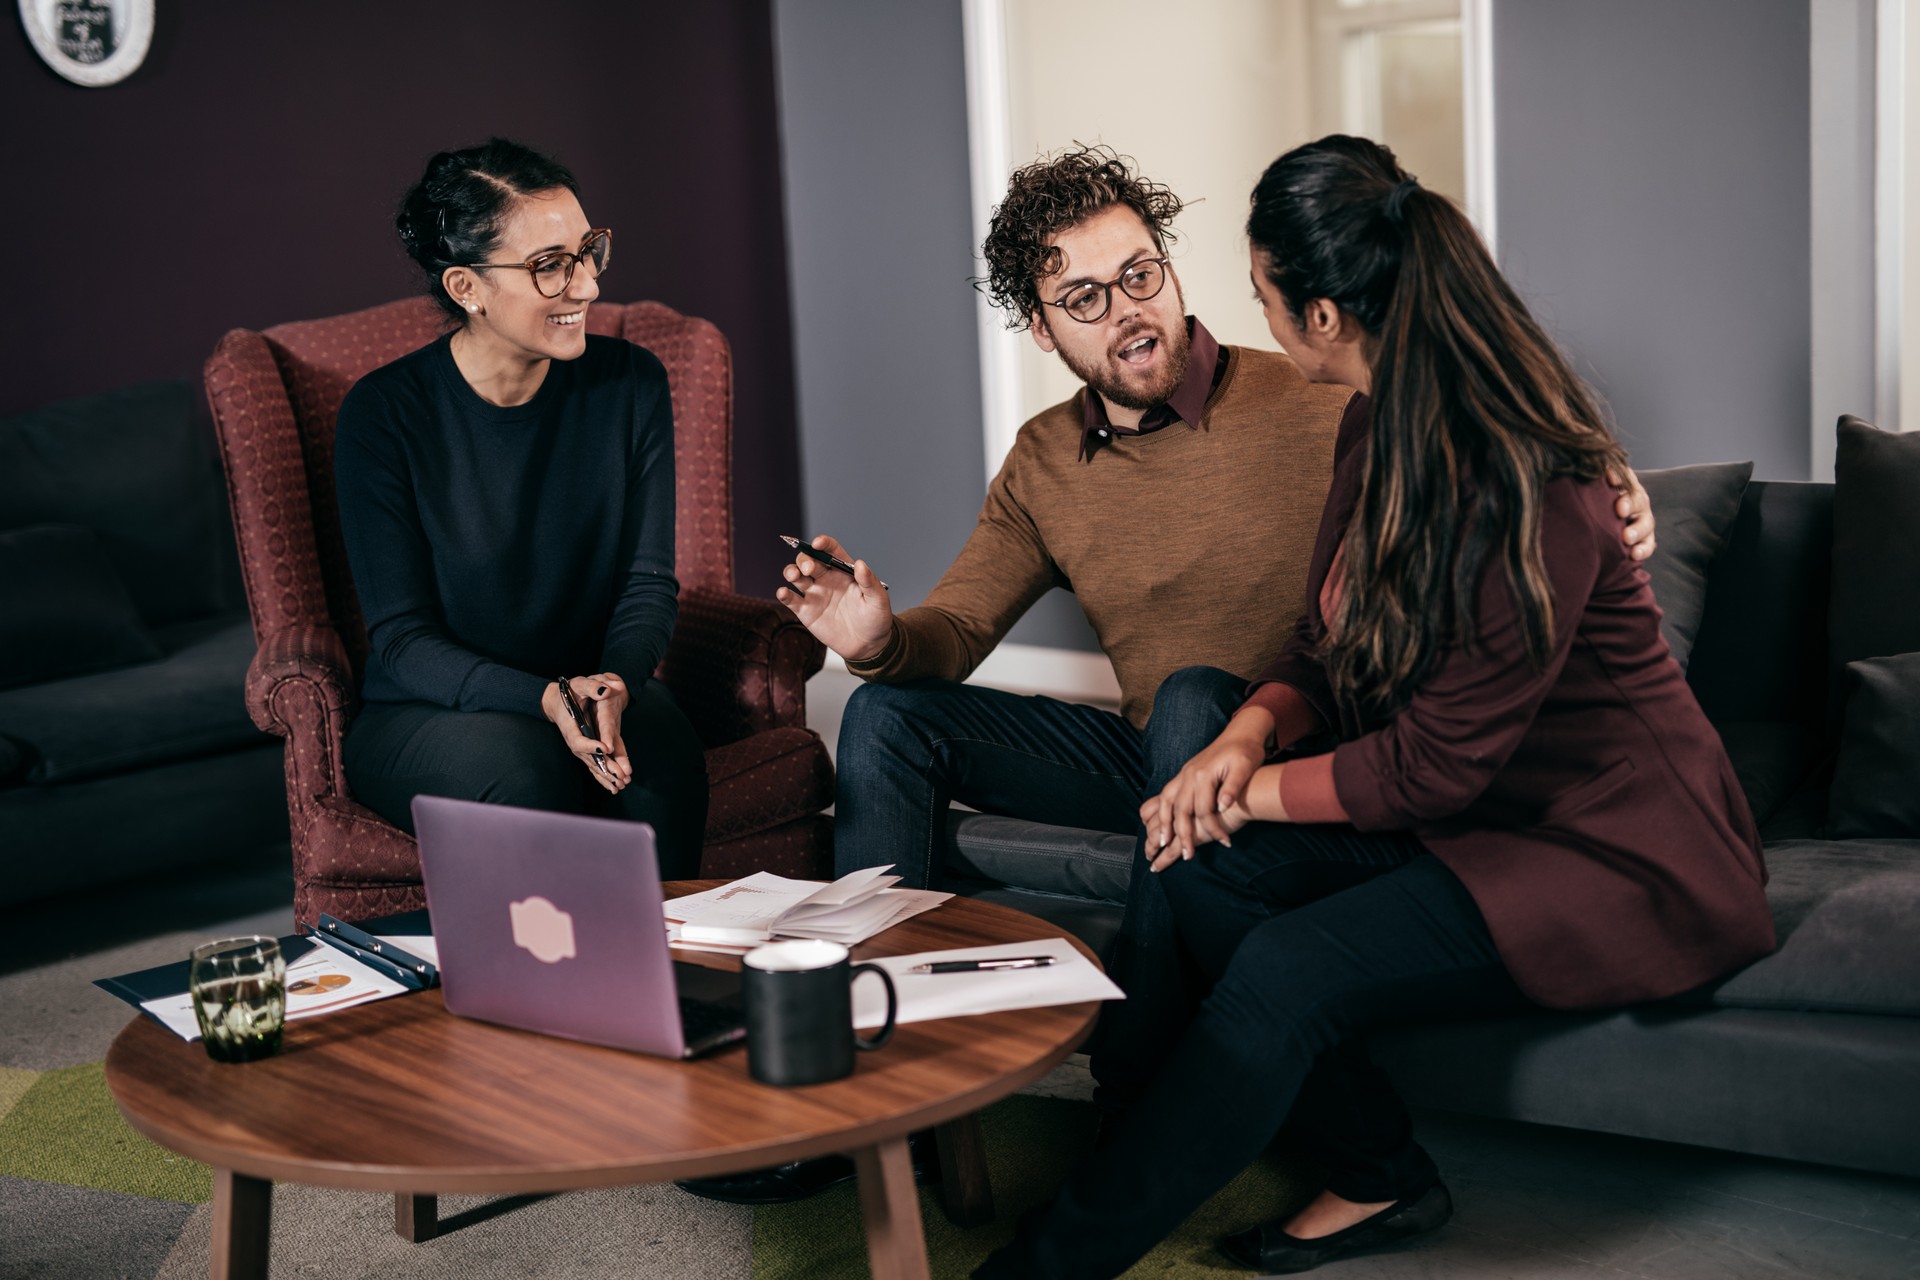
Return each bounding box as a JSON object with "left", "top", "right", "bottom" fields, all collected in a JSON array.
[{"left": 334, "top": 138, "right": 707, "bottom": 875}]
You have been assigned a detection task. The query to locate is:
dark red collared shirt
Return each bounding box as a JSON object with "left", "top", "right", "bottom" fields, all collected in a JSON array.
[{"left": 1078, "top": 317, "right": 1226, "bottom": 462}]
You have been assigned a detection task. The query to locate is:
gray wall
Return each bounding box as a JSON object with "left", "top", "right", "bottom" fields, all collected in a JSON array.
[
  {"left": 1810, "top": 0, "right": 1878, "bottom": 481},
  {"left": 772, "top": 0, "right": 1101, "bottom": 651},
  {"left": 1493, "top": 0, "right": 1812, "bottom": 479},
  {"left": 773, "top": 1, "right": 1822, "bottom": 668}
]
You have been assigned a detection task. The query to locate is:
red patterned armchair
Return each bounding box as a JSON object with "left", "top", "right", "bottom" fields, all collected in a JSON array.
[{"left": 205, "top": 297, "right": 833, "bottom": 928}]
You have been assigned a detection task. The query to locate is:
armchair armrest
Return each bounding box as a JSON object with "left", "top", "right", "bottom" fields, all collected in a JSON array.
[
  {"left": 659, "top": 587, "right": 825, "bottom": 746},
  {"left": 245, "top": 622, "right": 355, "bottom": 801}
]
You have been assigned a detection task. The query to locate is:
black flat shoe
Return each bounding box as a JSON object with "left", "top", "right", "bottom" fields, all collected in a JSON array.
[
  {"left": 675, "top": 1132, "right": 942, "bottom": 1205},
  {"left": 1218, "top": 1182, "right": 1452, "bottom": 1274}
]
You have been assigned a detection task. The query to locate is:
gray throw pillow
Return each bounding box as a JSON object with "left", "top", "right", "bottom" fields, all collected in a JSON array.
[
  {"left": 1635, "top": 461, "right": 1754, "bottom": 671},
  {"left": 0, "top": 524, "right": 162, "bottom": 690},
  {"left": 1824, "top": 652, "right": 1920, "bottom": 839},
  {"left": 1830, "top": 417, "right": 1920, "bottom": 713}
]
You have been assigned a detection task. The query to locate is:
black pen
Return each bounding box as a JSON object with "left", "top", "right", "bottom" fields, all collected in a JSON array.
[
  {"left": 908, "top": 956, "right": 1056, "bottom": 974},
  {"left": 780, "top": 535, "right": 889, "bottom": 589},
  {"left": 556, "top": 677, "right": 612, "bottom": 777}
]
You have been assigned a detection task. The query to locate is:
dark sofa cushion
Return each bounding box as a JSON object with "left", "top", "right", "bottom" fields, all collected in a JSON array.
[
  {"left": 1636, "top": 461, "right": 1752, "bottom": 670},
  {"left": 1713, "top": 721, "right": 1822, "bottom": 827},
  {"left": 0, "top": 380, "right": 234, "bottom": 627},
  {"left": 1686, "top": 481, "right": 1832, "bottom": 727},
  {"left": 0, "top": 614, "right": 266, "bottom": 784},
  {"left": 1829, "top": 416, "right": 1920, "bottom": 703},
  {"left": 0, "top": 733, "right": 25, "bottom": 783},
  {"left": 0, "top": 524, "right": 161, "bottom": 689},
  {"left": 1683, "top": 837, "right": 1920, "bottom": 1017},
  {"left": 946, "top": 812, "right": 1134, "bottom": 904},
  {"left": 1824, "top": 653, "right": 1920, "bottom": 838}
]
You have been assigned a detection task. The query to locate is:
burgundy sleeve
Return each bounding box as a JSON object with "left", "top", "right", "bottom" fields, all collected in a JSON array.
[
  {"left": 1279, "top": 753, "right": 1348, "bottom": 823},
  {"left": 1330, "top": 479, "right": 1607, "bottom": 831}
]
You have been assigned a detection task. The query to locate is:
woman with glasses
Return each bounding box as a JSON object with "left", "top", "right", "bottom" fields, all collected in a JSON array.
[
  {"left": 334, "top": 138, "right": 707, "bottom": 874},
  {"left": 975, "top": 135, "right": 1774, "bottom": 1279}
]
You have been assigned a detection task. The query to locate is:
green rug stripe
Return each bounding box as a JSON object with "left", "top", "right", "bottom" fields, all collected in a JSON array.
[
  {"left": 0, "top": 1061, "right": 212, "bottom": 1204},
  {"left": 752, "top": 1095, "right": 1315, "bottom": 1279},
  {"left": 0, "top": 1065, "right": 38, "bottom": 1121}
]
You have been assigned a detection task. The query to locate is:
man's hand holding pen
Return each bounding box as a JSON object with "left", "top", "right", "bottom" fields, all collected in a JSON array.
[
  {"left": 543, "top": 673, "right": 633, "bottom": 794},
  {"left": 775, "top": 534, "right": 893, "bottom": 664}
]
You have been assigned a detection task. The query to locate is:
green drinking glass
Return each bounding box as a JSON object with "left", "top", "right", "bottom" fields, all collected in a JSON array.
[{"left": 189, "top": 936, "right": 286, "bottom": 1063}]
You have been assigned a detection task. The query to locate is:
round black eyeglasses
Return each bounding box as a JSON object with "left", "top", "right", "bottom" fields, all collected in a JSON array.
[{"left": 1042, "top": 256, "right": 1169, "bottom": 324}]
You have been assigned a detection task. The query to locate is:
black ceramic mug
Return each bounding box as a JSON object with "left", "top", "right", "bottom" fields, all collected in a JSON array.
[{"left": 741, "top": 939, "right": 897, "bottom": 1086}]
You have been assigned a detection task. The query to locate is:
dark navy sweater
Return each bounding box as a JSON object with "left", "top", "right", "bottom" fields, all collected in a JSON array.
[{"left": 334, "top": 332, "right": 678, "bottom": 715}]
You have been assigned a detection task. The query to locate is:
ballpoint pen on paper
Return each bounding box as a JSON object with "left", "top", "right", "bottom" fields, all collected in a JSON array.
[
  {"left": 556, "top": 677, "right": 612, "bottom": 777},
  {"left": 908, "top": 956, "right": 1057, "bottom": 975}
]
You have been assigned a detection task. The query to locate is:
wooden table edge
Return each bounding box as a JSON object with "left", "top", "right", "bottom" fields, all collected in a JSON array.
[{"left": 105, "top": 1002, "right": 1098, "bottom": 1195}]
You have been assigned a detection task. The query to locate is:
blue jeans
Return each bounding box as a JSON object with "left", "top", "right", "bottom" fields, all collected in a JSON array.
[
  {"left": 831, "top": 679, "right": 1149, "bottom": 888},
  {"left": 831, "top": 668, "right": 1288, "bottom": 1100}
]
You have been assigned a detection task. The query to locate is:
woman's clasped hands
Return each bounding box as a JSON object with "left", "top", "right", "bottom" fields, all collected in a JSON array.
[{"left": 541, "top": 673, "right": 634, "bottom": 794}]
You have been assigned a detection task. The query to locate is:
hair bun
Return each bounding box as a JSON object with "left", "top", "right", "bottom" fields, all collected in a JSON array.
[{"left": 1384, "top": 178, "right": 1421, "bottom": 224}]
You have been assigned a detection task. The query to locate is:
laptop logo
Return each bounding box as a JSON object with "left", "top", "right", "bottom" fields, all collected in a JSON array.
[{"left": 508, "top": 896, "right": 577, "bottom": 964}]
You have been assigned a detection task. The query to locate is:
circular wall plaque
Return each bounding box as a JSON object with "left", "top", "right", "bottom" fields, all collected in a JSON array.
[{"left": 18, "top": 0, "right": 154, "bottom": 87}]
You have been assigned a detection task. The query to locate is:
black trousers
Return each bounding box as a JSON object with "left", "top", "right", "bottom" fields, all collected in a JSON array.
[
  {"left": 343, "top": 678, "right": 708, "bottom": 879},
  {"left": 984, "top": 669, "right": 1535, "bottom": 1280}
]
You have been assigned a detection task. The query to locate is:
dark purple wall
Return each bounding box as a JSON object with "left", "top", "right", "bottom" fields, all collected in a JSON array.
[{"left": 1, "top": 2, "right": 800, "bottom": 588}]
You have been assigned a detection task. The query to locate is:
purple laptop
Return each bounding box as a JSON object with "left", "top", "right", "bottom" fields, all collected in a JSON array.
[{"left": 411, "top": 795, "right": 744, "bottom": 1059}]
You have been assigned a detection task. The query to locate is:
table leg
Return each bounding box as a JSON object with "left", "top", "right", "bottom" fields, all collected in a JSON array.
[
  {"left": 394, "top": 1193, "right": 439, "bottom": 1242},
  {"left": 210, "top": 1169, "right": 270, "bottom": 1280},
  {"left": 934, "top": 1113, "right": 995, "bottom": 1227},
  {"left": 853, "top": 1135, "right": 931, "bottom": 1280}
]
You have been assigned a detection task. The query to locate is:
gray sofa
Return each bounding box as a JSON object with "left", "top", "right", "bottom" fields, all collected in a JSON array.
[
  {"left": 0, "top": 382, "right": 287, "bottom": 907},
  {"left": 944, "top": 475, "right": 1920, "bottom": 1180}
]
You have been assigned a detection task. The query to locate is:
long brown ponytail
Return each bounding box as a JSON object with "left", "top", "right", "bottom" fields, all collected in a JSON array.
[{"left": 1248, "top": 136, "right": 1628, "bottom": 717}]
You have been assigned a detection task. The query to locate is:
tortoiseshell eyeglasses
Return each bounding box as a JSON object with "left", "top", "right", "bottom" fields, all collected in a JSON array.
[{"left": 467, "top": 228, "right": 612, "bottom": 298}]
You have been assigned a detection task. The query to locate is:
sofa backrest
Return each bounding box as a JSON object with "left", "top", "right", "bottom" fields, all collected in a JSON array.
[
  {"left": 0, "top": 380, "right": 240, "bottom": 629},
  {"left": 1687, "top": 479, "right": 1833, "bottom": 728}
]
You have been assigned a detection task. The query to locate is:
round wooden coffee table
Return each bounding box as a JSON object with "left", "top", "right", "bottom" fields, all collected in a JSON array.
[{"left": 105, "top": 889, "right": 1101, "bottom": 1280}]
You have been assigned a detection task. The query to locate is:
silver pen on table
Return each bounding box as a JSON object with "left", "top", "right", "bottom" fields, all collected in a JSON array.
[{"left": 907, "top": 956, "right": 1057, "bottom": 974}]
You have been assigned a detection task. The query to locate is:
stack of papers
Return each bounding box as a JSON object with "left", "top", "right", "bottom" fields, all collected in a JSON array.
[
  {"left": 665, "top": 865, "right": 951, "bottom": 949},
  {"left": 850, "top": 938, "right": 1124, "bottom": 1029},
  {"left": 135, "top": 943, "right": 414, "bottom": 1043}
]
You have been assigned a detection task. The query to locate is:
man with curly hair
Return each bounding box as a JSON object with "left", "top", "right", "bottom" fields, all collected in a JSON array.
[
  {"left": 781, "top": 144, "right": 1368, "bottom": 895},
  {"left": 681, "top": 145, "right": 1652, "bottom": 1207}
]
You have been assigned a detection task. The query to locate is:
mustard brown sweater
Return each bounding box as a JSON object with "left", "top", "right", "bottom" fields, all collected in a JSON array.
[{"left": 847, "top": 345, "right": 1357, "bottom": 728}]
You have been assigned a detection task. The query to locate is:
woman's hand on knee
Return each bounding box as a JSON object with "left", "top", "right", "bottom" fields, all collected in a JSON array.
[{"left": 1141, "top": 721, "right": 1266, "bottom": 870}]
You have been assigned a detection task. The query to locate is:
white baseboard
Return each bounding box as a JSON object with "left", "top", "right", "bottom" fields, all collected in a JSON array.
[{"left": 820, "top": 642, "right": 1121, "bottom": 708}]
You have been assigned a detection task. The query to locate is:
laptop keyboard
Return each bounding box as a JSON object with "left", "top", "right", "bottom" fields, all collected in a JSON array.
[{"left": 679, "top": 996, "right": 745, "bottom": 1046}]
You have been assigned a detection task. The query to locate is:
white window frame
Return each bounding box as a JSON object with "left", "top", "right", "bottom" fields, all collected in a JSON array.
[{"left": 963, "top": 0, "right": 1494, "bottom": 486}]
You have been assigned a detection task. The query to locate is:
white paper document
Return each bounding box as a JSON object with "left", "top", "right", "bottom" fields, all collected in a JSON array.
[
  {"left": 850, "top": 937, "right": 1124, "bottom": 1030},
  {"left": 376, "top": 935, "right": 439, "bottom": 966},
  {"left": 139, "top": 944, "right": 411, "bottom": 1042},
  {"left": 664, "top": 867, "right": 951, "bottom": 947}
]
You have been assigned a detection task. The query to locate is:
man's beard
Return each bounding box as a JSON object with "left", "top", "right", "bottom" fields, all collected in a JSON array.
[{"left": 1057, "top": 316, "right": 1192, "bottom": 412}]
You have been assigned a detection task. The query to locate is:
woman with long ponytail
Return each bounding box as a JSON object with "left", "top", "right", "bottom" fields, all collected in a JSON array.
[{"left": 975, "top": 136, "right": 1774, "bottom": 1279}]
